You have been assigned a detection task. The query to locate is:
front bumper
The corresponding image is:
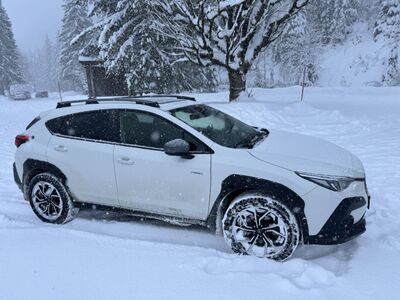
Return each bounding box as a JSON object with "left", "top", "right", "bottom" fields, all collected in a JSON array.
[{"left": 306, "top": 197, "right": 367, "bottom": 245}]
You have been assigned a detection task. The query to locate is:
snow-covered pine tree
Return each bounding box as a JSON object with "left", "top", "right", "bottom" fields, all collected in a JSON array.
[
  {"left": 250, "top": 10, "right": 318, "bottom": 88},
  {"left": 252, "top": 51, "right": 270, "bottom": 88},
  {"left": 0, "top": 3, "right": 23, "bottom": 94},
  {"left": 359, "top": 0, "right": 380, "bottom": 28},
  {"left": 307, "top": 0, "right": 359, "bottom": 45},
  {"left": 36, "top": 36, "right": 59, "bottom": 91},
  {"left": 22, "top": 36, "right": 61, "bottom": 92},
  {"left": 374, "top": 0, "right": 400, "bottom": 85},
  {"left": 42, "top": 37, "right": 55, "bottom": 89},
  {"left": 154, "top": 0, "right": 310, "bottom": 101},
  {"left": 76, "top": 0, "right": 216, "bottom": 94},
  {"left": 59, "top": 0, "right": 92, "bottom": 92},
  {"left": 272, "top": 11, "right": 318, "bottom": 85}
]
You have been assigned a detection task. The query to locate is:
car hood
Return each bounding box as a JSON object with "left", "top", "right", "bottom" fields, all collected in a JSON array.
[{"left": 249, "top": 129, "right": 365, "bottom": 178}]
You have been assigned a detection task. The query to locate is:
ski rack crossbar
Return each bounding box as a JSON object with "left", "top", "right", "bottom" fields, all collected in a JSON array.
[{"left": 56, "top": 95, "right": 196, "bottom": 109}]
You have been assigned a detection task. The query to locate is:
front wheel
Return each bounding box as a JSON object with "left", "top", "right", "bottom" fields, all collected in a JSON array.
[
  {"left": 222, "top": 193, "right": 300, "bottom": 261},
  {"left": 28, "top": 173, "right": 78, "bottom": 224}
]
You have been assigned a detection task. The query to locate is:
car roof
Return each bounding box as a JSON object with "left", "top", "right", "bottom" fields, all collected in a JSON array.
[
  {"left": 39, "top": 95, "right": 200, "bottom": 120},
  {"left": 55, "top": 95, "right": 197, "bottom": 110}
]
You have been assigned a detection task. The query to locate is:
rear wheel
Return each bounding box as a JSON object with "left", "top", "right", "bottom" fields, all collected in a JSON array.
[
  {"left": 222, "top": 193, "right": 300, "bottom": 261},
  {"left": 28, "top": 173, "right": 77, "bottom": 224}
]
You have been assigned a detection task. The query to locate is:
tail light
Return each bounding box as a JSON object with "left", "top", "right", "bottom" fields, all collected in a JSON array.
[{"left": 15, "top": 134, "right": 30, "bottom": 148}]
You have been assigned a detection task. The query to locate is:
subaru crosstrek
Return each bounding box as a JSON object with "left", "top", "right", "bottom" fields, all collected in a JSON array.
[{"left": 14, "top": 96, "right": 370, "bottom": 261}]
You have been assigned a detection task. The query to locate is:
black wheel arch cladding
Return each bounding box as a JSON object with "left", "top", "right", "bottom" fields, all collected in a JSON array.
[
  {"left": 22, "top": 159, "right": 67, "bottom": 200},
  {"left": 207, "top": 174, "right": 309, "bottom": 241},
  {"left": 28, "top": 172, "right": 76, "bottom": 224},
  {"left": 22, "top": 161, "right": 310, "bottom": 240}
]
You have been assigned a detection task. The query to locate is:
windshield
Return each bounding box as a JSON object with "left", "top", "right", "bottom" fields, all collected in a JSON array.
[{"left": 170, "top": 104, "right": 268, "bottom": 149}]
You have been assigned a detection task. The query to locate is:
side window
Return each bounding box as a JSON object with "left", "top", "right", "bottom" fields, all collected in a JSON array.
[
  {"left": 45, "top": 117, "right": 63, "bottom": 133},
  {"left": 119, "top": 110, "right": 208, "bottom": 152},
  {"left": 59, "top": 110, "right": 119, "bottom": 142}
]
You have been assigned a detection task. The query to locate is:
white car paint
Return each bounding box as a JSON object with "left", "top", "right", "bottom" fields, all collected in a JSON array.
[
  {"left": 249, "top": 129, "right": 365, "bottom": 178},
  {"left": 47, "top": 135, "right": 119, "bottom": 207},
  {"left": 114, "top": 144, "right": 211, "bottom": 219},
  {"left": 14, "top": 98, "right": 369, "bottom": 241}
]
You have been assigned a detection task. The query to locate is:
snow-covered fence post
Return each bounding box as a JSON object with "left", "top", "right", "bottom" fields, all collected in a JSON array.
[
  {"left": 58, "top": 81, "right": 63, "bottom": 102},
  {"left": 153, "top": 0, "right": 310, "bottom": 101},
  {"left": 301, "top": 65, "right": 307, "bottom": 101}
]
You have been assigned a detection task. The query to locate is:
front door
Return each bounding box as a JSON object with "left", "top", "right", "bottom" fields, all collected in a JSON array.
[{"left": 114, "top": 109, "right": 211, "bottom": 220}]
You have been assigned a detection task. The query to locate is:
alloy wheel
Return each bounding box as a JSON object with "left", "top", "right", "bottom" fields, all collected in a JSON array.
[
  {"left": 231, "top": 206, "right": 288, "bottom": 258},
  {"left": 31, "top": 181, "right": 63, "bottom": 221}
]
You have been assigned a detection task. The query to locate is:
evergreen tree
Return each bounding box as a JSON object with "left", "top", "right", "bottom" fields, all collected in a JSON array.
[
  {"left": 59, "top": 0, "right": 92, "bottom": 92},
  {"left": 308, "top": 0, "right": 359, "bottom": 45},
  {"left": 37, "top": 36, "right": 59, "bottom": 91},
  {"left": 22, "top": 36, "right": 60, "bottom": 92},
  {"left": 374, "top": 0, "right": 400, "bottom": 85},
  {"left": 77, "top": 0, "right": 216, "bottom": 94},
  {"left": 251, "top": 11, "right": 319, "bottom": 87},
  {"left": 273, "top": 12, "right": 318, "bottom": 85},
  {"left": 0, "top": 3, "right": 23, "bottom": 94}
]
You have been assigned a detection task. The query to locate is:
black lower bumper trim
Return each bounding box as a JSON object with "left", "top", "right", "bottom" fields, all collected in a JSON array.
[
  {"left": 306, "top": 197, "right": 367, "bottom": 245},
  {"left": 13, "top": 163, "right": 23, "bottom": 192}
]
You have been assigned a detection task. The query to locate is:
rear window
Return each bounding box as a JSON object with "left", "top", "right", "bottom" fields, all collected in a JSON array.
[
  {"left": 26, "top": 116, "right": 41, "bottom": 130},
  {"left": 58, "top": 110, "right": 119, "bottom": 142}
]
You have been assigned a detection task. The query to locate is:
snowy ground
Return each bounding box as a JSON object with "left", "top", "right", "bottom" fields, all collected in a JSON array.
[{"left": 1, "top": 87, "right": 400, "bottom": 299}]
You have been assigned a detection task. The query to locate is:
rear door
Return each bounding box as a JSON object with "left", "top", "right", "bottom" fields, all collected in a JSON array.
[
  {"left": 46, "top": 110, "right": 119, "bottom": 206},
  {"left": 114, "top": 109, "right": 212, "bottom": 220}
]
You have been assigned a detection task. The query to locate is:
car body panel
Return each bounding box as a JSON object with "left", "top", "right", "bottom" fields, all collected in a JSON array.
[
  {"left": 114, "top": 144, "right": 211, "bottom": 219},
  {"left": 14, "top": 99, "right": 369, "bottom": 245},
  {"left": 302, "top": 181, "right": 368, "bottom": 235},
  {"left": 46, "top": 135, "right": 118, "bottom": 206},
  {"left": 249, "top": 129, "right": 365, "bottom": 178}
]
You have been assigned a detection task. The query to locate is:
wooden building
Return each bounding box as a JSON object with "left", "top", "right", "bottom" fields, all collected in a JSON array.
[{"left": 79, "top": 56, "right": 128, "bottom": 99}]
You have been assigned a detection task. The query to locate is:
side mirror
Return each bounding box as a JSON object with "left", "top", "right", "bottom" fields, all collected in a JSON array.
[{"left": 164, "top": 139, "right": 194, "bottom": 159}]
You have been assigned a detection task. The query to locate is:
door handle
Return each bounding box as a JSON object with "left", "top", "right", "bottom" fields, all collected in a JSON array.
[
  {"left": 54, "top": 145, "right": 68, "bottom": 152},
  {"left": 118, "top": 157, "right": 135, "bottom": 165}
]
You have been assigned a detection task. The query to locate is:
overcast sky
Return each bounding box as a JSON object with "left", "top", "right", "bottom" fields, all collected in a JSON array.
[{"left": 3, "top": 0, "right": 64, "bottom": 52}]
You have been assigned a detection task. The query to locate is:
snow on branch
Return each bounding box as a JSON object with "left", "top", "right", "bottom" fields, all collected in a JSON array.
[{"left": 153, "top": 0, "right": 309, "bottom": 72}]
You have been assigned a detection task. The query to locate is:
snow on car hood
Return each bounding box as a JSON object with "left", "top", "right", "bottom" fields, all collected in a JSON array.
[{"left": 249, "top": 129, "right": 365, "bottom": 178}]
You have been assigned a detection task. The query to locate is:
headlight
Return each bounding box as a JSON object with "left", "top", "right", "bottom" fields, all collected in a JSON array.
[{"left": 296, "top": 172, "right": 362, "bottom": 192}]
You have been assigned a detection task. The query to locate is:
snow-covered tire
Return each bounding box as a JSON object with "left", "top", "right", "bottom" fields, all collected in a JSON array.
[
  {"left": 28, "top": 173, "right": 78, "bottom": 224},
  {"left": 222, "top": 193, "right": 300, "bottom": 261}
]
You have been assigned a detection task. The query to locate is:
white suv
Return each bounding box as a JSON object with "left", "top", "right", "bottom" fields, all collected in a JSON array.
[{"left": 14, "top": 96, "right": 370, "bottom": 261}]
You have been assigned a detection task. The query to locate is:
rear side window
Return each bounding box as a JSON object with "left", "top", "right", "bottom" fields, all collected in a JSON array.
[
  {"left": 46, "top": 117, "right": 64, "bottom": 133},
  {"left": 57, "top": 110, "right": 119, "bottom": 143},
  {"left": 26, "top": 116, "right": 41, "bottom": 130}
]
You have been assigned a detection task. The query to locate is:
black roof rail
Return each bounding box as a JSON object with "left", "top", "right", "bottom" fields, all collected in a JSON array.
[
  {"left": 129, "top": 95, "right": 196, "bottom": 101},
  {"left": 56, "top": 99, "right": 99, "bottom": 109},
  {"left": 56, "top": 95, "right": 196, "bottom": 109}
]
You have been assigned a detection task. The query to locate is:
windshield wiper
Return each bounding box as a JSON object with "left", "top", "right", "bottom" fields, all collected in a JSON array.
[{"left": 236, "top": 130, "right": 268, "bottom": 149}]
